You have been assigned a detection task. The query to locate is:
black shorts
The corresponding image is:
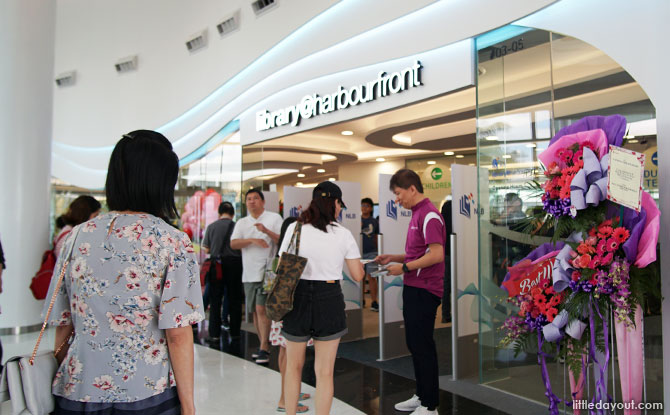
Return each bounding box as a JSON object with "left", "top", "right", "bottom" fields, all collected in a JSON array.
[{"left": 281, "top": 279, "right": 348, "bottom": 342}]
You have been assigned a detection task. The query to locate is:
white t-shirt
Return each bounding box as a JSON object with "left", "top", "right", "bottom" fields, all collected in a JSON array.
[
  {"left": 278, "top": 222, "right": 360, "bottom": 281},
  {"left": 230, "top": 210, "right": 283, "bottom": 283}
]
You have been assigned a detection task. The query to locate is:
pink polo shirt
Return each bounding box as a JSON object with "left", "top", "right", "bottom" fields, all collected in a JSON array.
[{"left": 403, "top": 198, "right": 446, "bottom": 298}]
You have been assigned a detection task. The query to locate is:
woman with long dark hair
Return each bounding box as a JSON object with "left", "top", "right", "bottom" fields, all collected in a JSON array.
[
  {"left": 279, "top": 182, "right": 364, "bottom": 415},
  {"left": 44, "top": 130, "right": 204, "bottom": 415}
]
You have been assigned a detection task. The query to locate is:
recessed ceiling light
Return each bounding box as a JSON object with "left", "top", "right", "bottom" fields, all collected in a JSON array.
[
  {"left": 455, "top": 155, "right": 464, "bottom": 159},
  {"left": 296, "top": 182, "right": 303, "bottom": 186},
  {"left": 376, "top": 157, "right": 386, "bottom": 162},
  {"left": 624, "top": 134, "right": 636, "bottom": 139},
  {"left": 328, "top": 177, "right": 336, "bottom": 182},
  {"left": 444, "top": 151, "right": 455, "bottom": 156},
  {"left": 321, "top": 154, "right": 337, "bottom": 162},
  {"left": 297, "top": 173, "right": 305, "bottom": 178},
  {"left": 526, "top": 143, "right": 537, "bottom": 148},
  {"left": 485, "top": 135, "right": 499, "bottom": 141},
  {"left": 317, "top": 168, "right": 326, "bottom": 173},
  {"left": 427, "top": 161, "right": 436, "bottom": 165},
  {"left": 392, "top": 134, "right": 412, "bottom": 145},
  {"left": 468, "top": 163, "right": 475, "bottom": 166},
  {"left": 502, "top": 154, "right": 512, "bottom": 159},
  {"left": 341, "top": 130, "right": 354, "bottom": 136},
  {"left": 628, "top": 139, "right": 639, "bottom": 144}
]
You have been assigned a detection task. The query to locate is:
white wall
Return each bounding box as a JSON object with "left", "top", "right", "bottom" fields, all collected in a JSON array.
[{"left": 338, "top": 160, "right": 405, "bottom": 201}]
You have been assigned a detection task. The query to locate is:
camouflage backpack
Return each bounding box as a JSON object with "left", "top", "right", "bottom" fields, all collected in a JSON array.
[{"left": 266, "top": 222, "right": 308, "bottom": 321}]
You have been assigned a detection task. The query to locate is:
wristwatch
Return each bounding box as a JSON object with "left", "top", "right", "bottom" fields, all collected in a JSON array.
[{"left": 402, "top": 263, "right": 410, "bottom": 273}]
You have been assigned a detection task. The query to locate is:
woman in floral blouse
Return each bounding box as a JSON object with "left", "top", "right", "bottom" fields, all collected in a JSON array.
[{"left": 45, "top": 130, "right": 204, "bottom": 415}]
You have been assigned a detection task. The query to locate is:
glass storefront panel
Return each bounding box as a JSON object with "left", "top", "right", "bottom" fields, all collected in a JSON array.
[{"left": 476, "top": 26, "right": 662, "bottom": 407}]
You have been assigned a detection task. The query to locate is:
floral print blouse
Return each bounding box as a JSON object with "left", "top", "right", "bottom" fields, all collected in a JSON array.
[{"left": 44, "top": 213, "right": 204, "bottom": 403}]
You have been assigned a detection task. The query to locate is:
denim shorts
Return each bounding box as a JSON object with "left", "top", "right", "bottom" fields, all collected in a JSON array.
[{"left": 281, "top": 280, "right": 347, "bottom": 342}]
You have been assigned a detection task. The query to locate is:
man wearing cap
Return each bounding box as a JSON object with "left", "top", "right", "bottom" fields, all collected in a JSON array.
[
  {"left": 375, "top": 169, "right": 445, "bottom": 415},
  {"left": 230, "top": 188, "right": 283, "bottom": 364}
]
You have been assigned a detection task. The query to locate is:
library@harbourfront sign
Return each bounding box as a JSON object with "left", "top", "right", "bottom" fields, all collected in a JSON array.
[
  {"left": 256, "top": 61, "right": 423, "bottom": 132},
  {"left": 240, "top": 39, "right": 474, "bottom": 145}
]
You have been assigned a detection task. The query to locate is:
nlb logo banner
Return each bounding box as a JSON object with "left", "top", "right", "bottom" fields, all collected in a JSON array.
[
  {"left": 386, "top": 200, "right": 397, "bottom": 220},
  {"left": 459, "top": 193, "right": 473, "bottom": 218}
]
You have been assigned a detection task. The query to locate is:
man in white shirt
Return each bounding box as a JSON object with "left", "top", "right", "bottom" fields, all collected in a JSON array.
[{"left": 230, "top": 189, "right": 283, "bottom": 364}]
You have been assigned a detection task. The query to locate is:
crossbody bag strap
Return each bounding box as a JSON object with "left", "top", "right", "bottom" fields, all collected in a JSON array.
[
  {"left": 30, "top": 225, "right": 81, "bottom": 365},
  {"left": 293, "top": 222, "right": 302, "bottom": 255},
  {"left": 222, "top": 220, "right": 235, "bottom": 255},
  {"left": 286, "top": 222, "right": 302, "bottom": 255}
]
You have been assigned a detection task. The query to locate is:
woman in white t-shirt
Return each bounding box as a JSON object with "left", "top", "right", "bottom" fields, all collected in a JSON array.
[{"left": 279, "top": 181, "right": 364, "bottom": 415}]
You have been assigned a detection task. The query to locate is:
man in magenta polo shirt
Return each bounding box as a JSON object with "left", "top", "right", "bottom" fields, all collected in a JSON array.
[{"left": 376, "top": 169, "right": 445, "bottom": 415}]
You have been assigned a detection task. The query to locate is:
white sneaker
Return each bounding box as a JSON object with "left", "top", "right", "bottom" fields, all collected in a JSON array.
[
  {"left": 410, "top": 406, "right": 438, "bottom": 415},
  {"left": 395, "top": 394, "right": 421, "bottom": 412}
]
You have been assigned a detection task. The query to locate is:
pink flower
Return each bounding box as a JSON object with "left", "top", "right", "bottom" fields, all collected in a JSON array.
[
  {"left": 606, "top": 238, "right": 620, "bottom": 252},
  {"left": 589, "top": 256, "right": 601, "bottom": 269},
  {"left": 596, "top": 240, "right": 608, "bottom": 257},
  {"left": 586, "top": 236, "right": 598, "bottom": 246},
  {"left": 547, "top": 162, "right": 560, "bottom": 175},
  {"left": 93, "top": 375, "right": 115, "bottom": 391},
  {"left": 573, "top": 149, "right": 584, "bottom": 164},
  {"left": 573, "top": 254, "right": 592, "bottom": 268},
  {"left": 601, "top": 252, "right": 614, "bottom": 266}
]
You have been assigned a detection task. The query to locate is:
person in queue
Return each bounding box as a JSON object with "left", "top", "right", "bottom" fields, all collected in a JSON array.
[
  {"left": 280, "top": 181, "right": 364, "bottom": 415},
  {"left": 270, "top": 216, "right": 312, "bottom": 414},
  {"left": 54, "top": 195, "right": 101, "bottom": 257},
  {"left": 45, "top": 130, "right": 204, "bottom": 415},
  {"left": 230, "top": 188, "right": 283, "bottom": 364},
  {"left": 375, "top": 169, "right": 446, "bottom": 415},
  {"left": 202, "top": 201, "right": 242, "bottom": 342},
  {"left": 360, "top": 197, "right": 380, "bottom": 311}
]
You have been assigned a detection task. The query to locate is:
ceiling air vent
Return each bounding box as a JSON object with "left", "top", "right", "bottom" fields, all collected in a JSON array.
[
  {"left": 55, "top": 71, "right": 76, "bottom": 87},
  {"left": 186, "top": 29, "right": 208, "bottom": 53},
  {"left": 216, "top": 10, "right": 240, "bottom": 38},
  {"left": 115, "top": 55, "right": 138, "bottom": 73},
  {"left": 251, "top": 0, "right": 277, "bottom": 16}
]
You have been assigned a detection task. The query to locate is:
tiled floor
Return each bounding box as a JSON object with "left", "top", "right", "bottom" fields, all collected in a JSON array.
[{"left": 0, "top": 318, "right": 506, "bottom": 415}]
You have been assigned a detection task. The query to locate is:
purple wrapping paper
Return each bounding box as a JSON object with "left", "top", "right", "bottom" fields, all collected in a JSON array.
[{"left": 551, "top": 115, "right": 626, "bottom": 147}]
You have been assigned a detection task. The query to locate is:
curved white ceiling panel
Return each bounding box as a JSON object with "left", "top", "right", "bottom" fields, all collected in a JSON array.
[{"left": 54, "top": 0, "right": 555, "bottom": 188}]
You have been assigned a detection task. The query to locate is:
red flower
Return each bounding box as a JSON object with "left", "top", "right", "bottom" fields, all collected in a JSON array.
[
  {"left": 573, "top": 254, "right": 592, "bottom": 268},
  {"left": 578, "top": 242, "right": 595, "bottom": 255},
  {"left": 571, "top": 271, "right": 581, "bottom": 281},
  {"left": 585, "top": 236, "right": 598, "bottom": 246},
  {"left": 531, "top": 287, "right": 542, "bottom": 297},
  {"left": 555, "top": 148, "right": 566, "bottom": 159},
  {"left": 561, "top": 149, "right": 574, "bottom": 164},
  {"left": 596, "top": 240, "right": 607, "bottom": 257},
  {"left": 606, "top": 237, "right": 620, "bottom": 252},
  {"left": 612, "top": 227, "right": 630, "bottom": 243},
  {"left": 573, "top": 149, "right": 584, "bottom": 164},
  {"left": 546, "top": 307, "right": 558, "bottom": 322},
  {"left": 589, "top": 277, "right": 597, "bottom": 286},
  {"left": 559, "top": 186, "right": 571, "bottom": 200},
  {"left": 534, "top": 295, "right": 547, "bottom": 306},
  {"left": 598, "top": 226, "right": 613, "bottom": 238},
  {"left": 581, "top": 142, "right": 597, "bottom": 154},
  {"left": 548, "top": 296, "right": 561, "bottom": 307},
  {"left": 531, "top": 309, "right": 540, "bottom": 319},
  {"left": 547, "top": 162, "right": 560, "bottom": 175},
  {"left": 599, "top": 219, "right": 613, "bottom": 228},
  {"left": 589, "top": 227, "right": 597, "bottom": 237}
]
